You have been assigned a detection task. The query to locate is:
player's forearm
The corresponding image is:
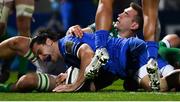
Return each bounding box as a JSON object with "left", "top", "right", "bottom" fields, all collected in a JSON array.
[
  {"left": 82, "top": 27, "right": 94, "bottom": 33},
  {"left": 75, "top": 44, "right": 94, "bottom": 91}
]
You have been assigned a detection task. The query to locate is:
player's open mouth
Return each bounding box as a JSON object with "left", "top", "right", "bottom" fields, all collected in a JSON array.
[
  {"left": 44, "top": 55, "right": 51, "bottom": 62},
  {"left": 115, "top": 19, "right": 120, "bottom": 25}
]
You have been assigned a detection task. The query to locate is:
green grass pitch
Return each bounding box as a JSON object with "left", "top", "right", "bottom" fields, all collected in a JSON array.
[{"left": 1, "top": 72, "right": 180, "bottom": 101}]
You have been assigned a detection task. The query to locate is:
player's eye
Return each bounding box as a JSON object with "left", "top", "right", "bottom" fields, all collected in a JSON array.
[{"left": 125, "top": 12, "right": 128, "bottom": 16}]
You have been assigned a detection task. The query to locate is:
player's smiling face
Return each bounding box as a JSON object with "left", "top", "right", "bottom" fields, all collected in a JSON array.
[
  {"left": 32, "top": 39, "right": 58, "bottom": 63},
  {"left": 114, "top": 7, "right": 138, "bottom": 37}
]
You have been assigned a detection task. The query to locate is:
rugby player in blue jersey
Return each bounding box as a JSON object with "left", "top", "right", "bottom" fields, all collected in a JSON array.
[
  {"left": 30, "top": 29, "right": 177, "bottom": 92},
  {"left": 91, "top": 0, "right": 161, "bottom": 91},
  {"left": 66, "top": 2, "right": 180, "bottom": 91}
]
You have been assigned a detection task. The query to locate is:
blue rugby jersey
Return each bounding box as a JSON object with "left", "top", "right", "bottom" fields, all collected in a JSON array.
[{"left": 58, "top": 33, "right": 168, "bottom": 79}]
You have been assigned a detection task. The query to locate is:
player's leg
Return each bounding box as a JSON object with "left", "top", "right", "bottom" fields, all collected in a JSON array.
[
  {"left": 95, "top": 0, "right": 114, "bottom": 54},
  {"left": 0, "top": 0, "right": 13, "bottom": 36},
  {"left": 15, "top": 0, "right": 34, "bottom": 76},
  {"left": 158, "top": 64, "right": 174, "bottom": 91},
  {"left": 0, "top": 73, "right": 56, "bottom": 92},
  {"left": 96, "top": 0, "right": 113, "bottom": 31},
  {"left": 95, "top": 0, "right": 113, "bottom": 49},
  {"left": 15, "top": 0, "right": 34, "bottom": 37},
  {"left": 142, "top": 0, "right": 160, "bottom": 90},
  {"left": 164, "top": 69, "right": 180, "bottom": 91},
  {"left": 85, "top": 48, "right": 109, "bottom": 79},
  {"left": 134, "top": 66, "right": 154, "bottom": 91},
  {"left": 84, "top": 0, "right": 113, "bottom": 78},
  {"left": 18, "top": 73, "right": 56, "bottom": 92},
  {"left": 141, "top": 75, "right": 169, "bottom": 92},
  {"left": 135, "top": 63, "right": 174, "bottom": 91},
  {"left": 134, "top": 64, "right": 153, "bottom": 91},
  {"left": 142, "top": 0, "right": 159, "bottom": 41}
]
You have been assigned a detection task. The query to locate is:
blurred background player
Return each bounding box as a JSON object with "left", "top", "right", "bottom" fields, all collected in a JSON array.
[
  {"left": 0, "top": 0, "right": 34, "bottom": 37},
  {"left": 48, "top": 0, "right": 97, "bottom": 31}
]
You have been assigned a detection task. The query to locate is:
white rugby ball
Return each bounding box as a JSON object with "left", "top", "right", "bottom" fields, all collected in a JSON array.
[{"left": 65, "top": 66, "right": 79, "bottom": 84}]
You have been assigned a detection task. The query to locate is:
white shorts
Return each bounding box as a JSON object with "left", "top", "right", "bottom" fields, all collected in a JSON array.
[{"left": 134, "top": 64, "right": 174, "bottom": 83}]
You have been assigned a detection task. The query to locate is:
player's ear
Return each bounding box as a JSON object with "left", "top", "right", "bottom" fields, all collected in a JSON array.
[
  {"left": 131, "top": 22, "right": 139, "bottom": 30},
  {"left": 46, "top": 38, "right": 53, "bottom": 46}
]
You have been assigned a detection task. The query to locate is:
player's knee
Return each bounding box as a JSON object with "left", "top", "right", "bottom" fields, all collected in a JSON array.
[
  {"left": 16, "top": 73, "right": 37, "bottom": 92},
  {"left": 80, "top": 44, "right": 94, "bottom": 58},
  {"left": 16, "top": 4, "right": 34, "bottom": 18},
  {"left": 85, "top": 50, "right": 94, "bottom": 58}
]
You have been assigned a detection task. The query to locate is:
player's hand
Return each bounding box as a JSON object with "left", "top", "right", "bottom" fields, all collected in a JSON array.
[
  {"left": 66, "top": 25, "right": 84, "bottom": 38},
  {"left": 53, "top": 84, "right": 76, "bottom": 92},
  {"left": 55, "top": 73, "right": 67, "bottom": 86}
]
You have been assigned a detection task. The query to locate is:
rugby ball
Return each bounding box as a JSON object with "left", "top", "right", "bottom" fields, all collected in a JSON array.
[{"left": 65, "top": 66, "right": 79, "bottom": 84}]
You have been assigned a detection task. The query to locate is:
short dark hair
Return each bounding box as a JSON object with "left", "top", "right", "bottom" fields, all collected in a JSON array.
[
  {"left": 130, "top": 2, "right": 143, "bottom": 31},
  {"left": 30, "top": 29, "right": 61, "bottom": 49}
]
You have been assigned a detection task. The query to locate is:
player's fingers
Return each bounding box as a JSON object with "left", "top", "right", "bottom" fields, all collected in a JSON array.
[
  {"left": 67, "top": 25, "right": 77, "bottom": 35},
  {"left": 71, "top": 28, "right": 79, "bottom": 38},
  {"left": 72, "top": 28, "right": 78, "bottom": 37},
  {"left": 77, "top": 28, "right": 83, "bottom": 38},
  {"left": 53, "top": 85, "right": 67, "bottom": 92},
  {"left": 66, "top": 28, "right": 72, "bottom": 35},
  {"left": 56, "top": 73, "right": 67, "bottom": 84},
  {"left": 71, "top": 25, "right": 83, "bottom": 38},
  {"left": 52, "top": 85, "right": 62, "bottom": 92},
  {"left": 72, "top": 28, "right": 81, "bottom": 38}
]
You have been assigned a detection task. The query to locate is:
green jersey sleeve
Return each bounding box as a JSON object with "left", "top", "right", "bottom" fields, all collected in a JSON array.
[{"left": 87, "top": 22, "right": 119, "bottom": 38}]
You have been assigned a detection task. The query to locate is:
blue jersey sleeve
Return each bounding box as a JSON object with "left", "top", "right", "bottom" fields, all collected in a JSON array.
[
  {"left": 59, "top": 36, "right": 84, "bottom": 68},
  {"left": 64, "top": 40, "right": 83, "bottom": 57}
]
